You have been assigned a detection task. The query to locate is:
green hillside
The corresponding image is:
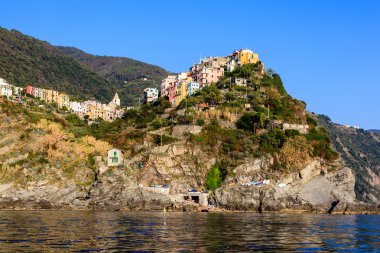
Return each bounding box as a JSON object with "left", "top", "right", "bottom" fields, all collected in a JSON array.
[
  {"left": 0, "top": 27, "right": 116, "bottom": 103},
  {"left": 57, "top": 46, "right": 170, "bottom": 106},
  {"left": 0, "top": 28, "right": 170, "bottom": 106}
]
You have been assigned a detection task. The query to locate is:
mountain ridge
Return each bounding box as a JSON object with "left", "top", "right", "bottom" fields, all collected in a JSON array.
[
  {"left": 57, "top": 46, "right": 169, "bottom": 82},
  {"left": 0, "top": 28, "right": 169, "bottom": 106},
  {"left": 0, "top": 27, "right": 114, "bottom": 103}
]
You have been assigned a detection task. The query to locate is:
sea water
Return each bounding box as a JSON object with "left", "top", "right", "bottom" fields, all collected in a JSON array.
[{"left": 0, "top": 211, "right": 378, "bottom": 252}]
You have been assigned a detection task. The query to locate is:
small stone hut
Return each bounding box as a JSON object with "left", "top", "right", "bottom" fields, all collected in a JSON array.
[{"left": 107, "top": 148, "right": 124, "bottom": 167}]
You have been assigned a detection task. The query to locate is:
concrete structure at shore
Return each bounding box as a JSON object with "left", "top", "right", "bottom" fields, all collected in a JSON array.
[{"left": 182, "top": 192, "right": 209, "bottom": 207}]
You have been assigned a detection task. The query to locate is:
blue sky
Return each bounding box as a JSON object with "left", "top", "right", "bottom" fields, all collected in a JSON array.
[{"left": 1, "top": 0, "right": 379, "bottom": 129}]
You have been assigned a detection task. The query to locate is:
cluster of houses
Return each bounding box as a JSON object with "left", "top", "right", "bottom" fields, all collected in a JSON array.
[
  {"left": 1, "top": 77, "right": 124, "bottom": 122},
  {"left": 142, "top": 49, "right": 262, "bottom": 106},
  {"left": 3, "top": 48, "right": 262, "bottom": 121},
  {"left": 0, "top": 78, "right": 24, "bottom": 98},
  {"left": 25, "top": 85, "right": 124, "bottom": 121},
  {"left": 1, "top": 77, "right": 125, "bottom": 122}
]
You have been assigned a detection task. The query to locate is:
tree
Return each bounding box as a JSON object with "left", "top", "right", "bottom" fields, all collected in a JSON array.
[
  {"left": 205, "top": 163, "right": 227, "bottom": 191},
  {"left": 236, "top": 112, "right": 265, "bottom": 132}
]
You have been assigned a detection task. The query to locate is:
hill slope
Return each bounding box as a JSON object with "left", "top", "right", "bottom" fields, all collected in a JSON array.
[
  {"left": 368, "top": 129, "right": 380, "bottom": 134},
  {"left": 57, "top": 46, "right": 169, "bottom": 82},
  {"left": 318, "top": 115, "right": 380, "bottom": 203},
  {"left": 58, "top": 46, "right": 170, "bottom": 105},
  {"left": 0, "top": 28, "right": 170, "bottom": 106},
  {"left": 0, "top": 27, "right": 116, "bottom": 103}
]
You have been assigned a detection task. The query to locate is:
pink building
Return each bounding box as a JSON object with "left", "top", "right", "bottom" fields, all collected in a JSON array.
[
  {"left": 168, "top": 84, "right": 176, "bottom": 105},
  {"left": 197, "top": 66, "right": 224, "bottom": 88},
  {"left": 190, "top": 57, "right": 227, "bottom": 88},
  {"left": 26, "top": 85, "right": 33, "bottom": 95},
  {"left": 161, "top": 75, "right": 176, "bottom": 97}
]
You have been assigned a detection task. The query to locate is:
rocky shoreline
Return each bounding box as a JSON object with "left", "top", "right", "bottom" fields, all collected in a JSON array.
[{"left": 0, "top": 181, "right": 378, "bottom": 214}]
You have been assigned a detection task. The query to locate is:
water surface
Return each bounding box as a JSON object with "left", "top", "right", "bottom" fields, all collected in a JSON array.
[{"left": 0, "top": 211, "right": 378, "bottom": 252}]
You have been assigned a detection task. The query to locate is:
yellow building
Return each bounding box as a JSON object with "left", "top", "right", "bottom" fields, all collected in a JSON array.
[
  {"left": 41, "top": 89, "right": 48, "bottom": 102},
  {"left": 238, "top": 49, "right": 259, "bottom": 65},
  {"left": 174, "top": 79, "right": 191, "bottom": 107},
  {"left": 51, "top": 90, "right": 59, "bottom": 103},
  {"left": 174, "top": 83, "right": 182, "bottom": 107},
  {"left": 57, "top": 93, "right": 70, "bottom": 108},
  {"left": 180, "top": 82, "right": 187, "bottom": 101},
  {"left": 44, "top": 89, "right": 54, "bottom": 103}
]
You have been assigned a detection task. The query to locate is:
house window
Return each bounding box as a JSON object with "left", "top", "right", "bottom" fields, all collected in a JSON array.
[
  {"left": 114, "top": 151, "right": 117, "bottom": 156},
  {"left": 111, "top": 157, "right": 118, "bottom": 163}
]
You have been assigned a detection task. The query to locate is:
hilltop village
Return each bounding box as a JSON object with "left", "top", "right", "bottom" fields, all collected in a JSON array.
[{"left": 0, "top": 49, "right": 262, "bottom": 123}]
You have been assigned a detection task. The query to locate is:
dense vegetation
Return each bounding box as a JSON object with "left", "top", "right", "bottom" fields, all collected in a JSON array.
[
  {"left": 185, "top": 64, "right": 338, "bottom": 181},
  {"left": 0, "top": 27, "right": 114, "bottom": 103},
  {"left": 0, "top": 27, "right": 170, "bottom": 106},
  {"left": 58, "top": 46, "right": 170, "bottom": 106}
]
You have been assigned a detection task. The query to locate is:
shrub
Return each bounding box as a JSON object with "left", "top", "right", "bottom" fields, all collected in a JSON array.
[
  {"left": 285, "top": 129, "right": 300, "bottom": 138},
  {"left": 27, "top": 112, "right": 44, "bottom": 123},
  {"left": 279, "top": 135, "right": 311, "bottom": 171},
  {"left": 226, "top": 101, "right": 242, "bottom": 107},
  {"left": 306, "top": 115, "right": 318, "bottom": 127},
  {"left": 305, "top": 127, "right": 339, "bottom": 161},
  {"left": 195, "top": 119, "right": 205, "bottom": 126},
  {"left": 66, "top": 114, "right": 85, "bottom": 126},
  {"left": 236, "top": 112, "right": 265, "bottom": 132},
  {"left": 38, "top": 156, "right": 49, "bottom": 164},
  {"left": 205, "top": 163, "right": 227, "bottom": 191},
  {"left": 177, "top": 115, "right": 193, "bottom": 125},
  {"left": 122, "top": 109, "right": 138, "bottom": 120},
  {"left": 150, "top": 119, "right": 167, "bottom": 130},
  {"left": 259, "top": 129, "right": 286, "bottom": 153},
  {"left": 87, "top": 153, "right": 95, "bottom": 167}
]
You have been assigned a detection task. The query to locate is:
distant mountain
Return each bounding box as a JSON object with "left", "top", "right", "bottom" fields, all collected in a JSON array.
[
  {"left": 0, "top": 27, "right": 114, "bottom": 103},
  {"left": 57, "top": 46, "right": 169, "bottom": 82},
  {"left": 318, "top": 115, "right": 380, "bottom": 203},
  {"left": 368, "top": 129, "right": 380, "bottom": 134},
  {"left": 0, "top": 27, "right": 170, "bottom": 106},
  {"left": 57, "top": 46, "right": 170, "bottom": 105}
]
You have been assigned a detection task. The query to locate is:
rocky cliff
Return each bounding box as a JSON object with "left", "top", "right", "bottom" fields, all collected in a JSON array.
[
  {"left": 0, "top": 113, "right": 377, "bottom": 213},
  {"left": 318, "top": 115, "right": 380, "bottom": 204},
  {"left": 1, "top": 67, "right": 379, "bottom": 214}
]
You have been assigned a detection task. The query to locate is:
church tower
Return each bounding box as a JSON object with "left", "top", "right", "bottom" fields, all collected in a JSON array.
[{"left": 112, "top": 92, "right": 120, "bottom": 106}]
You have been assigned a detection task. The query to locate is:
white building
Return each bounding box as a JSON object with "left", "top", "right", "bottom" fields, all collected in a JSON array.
[
  {"left": 0, "top": 78, "right": 12, "bottom": 98},
  {"left": 107, "top": 148, "right": 124, "bottom": 167},
  {"left": 0, "top": 85, "right": 12, "bottom": 98},
  {"left": 112, "top": 92, "right": 120, "bottom": 107},
  {"left": 0, "top": 78, "right": 8, "bottom": 86},
  {"left": 144, "top": 88, "right": 159, "bottom": 103},
  {"left": 12, "top": 86, "right": 23, "bottom": 96},
  {"left": 34, "top": 87, "right": 44, "bottom": 99},
  {"left": 187, "top": 82, "right": 200, "bottom": 96},
  {"left": 176, "top": 72, "right": 189, "bottom": 81},
  {"left": 69, "top": 101, "right": 86, "bottom": 114},
  {"left": 233, "top": 77, "right": 247, "bottom": 86}
]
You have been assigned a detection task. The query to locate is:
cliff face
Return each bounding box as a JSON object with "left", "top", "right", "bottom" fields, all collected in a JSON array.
[
  {"left": 0, "top": 150, "right": 375, "bottom": 213},
  {"left": 0, "top": 124, "right": 373, "bottom": 213},
  {"left": 1, "top": 98, "right": 378, "bottom": 213},
  {"left": 214, "top": 163, "right": 359, "bottom": 212},
  {"left": 318, "top": 115, "right": 380, "bottom": 204}
]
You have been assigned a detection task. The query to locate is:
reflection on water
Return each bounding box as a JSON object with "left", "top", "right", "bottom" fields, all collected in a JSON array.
[{"left": 0, "top": 211, "right": 378, "bottom": 252}]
